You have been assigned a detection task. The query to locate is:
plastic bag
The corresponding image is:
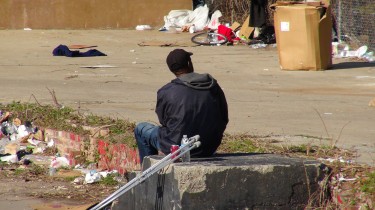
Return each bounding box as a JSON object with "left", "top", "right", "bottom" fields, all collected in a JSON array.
[
  {"left": 163, "top": 10, "right": 191, "bottom": 29},
  {"left": 207, "top": 10, "right": 222, "bottom": 30},
  {"left": 187, "top": 4, "right": 209, "bottom": 32}
]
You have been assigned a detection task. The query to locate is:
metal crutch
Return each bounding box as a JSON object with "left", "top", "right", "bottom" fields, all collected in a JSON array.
[{"left": 88, "top": 135, "right": 201, "bottom": 210}]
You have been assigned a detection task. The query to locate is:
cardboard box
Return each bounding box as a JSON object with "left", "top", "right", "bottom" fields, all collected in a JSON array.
[
  {"left": 230, "top": 22, "right": 241, "bottom": 32},
  {"left": 239, "top": 16, "right": 254, "bottom": 39},
  {"left": 273, "top": 2, "right": 332, "bottom": 70}
]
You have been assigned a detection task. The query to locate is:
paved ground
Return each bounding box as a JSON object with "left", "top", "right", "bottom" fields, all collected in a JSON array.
[{"left": 0, "top": 29, "right": 374, "bottom": 165}]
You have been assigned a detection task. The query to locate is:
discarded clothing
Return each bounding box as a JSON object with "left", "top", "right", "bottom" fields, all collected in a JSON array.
[
  {"left": 52, "top": 45, "right": 107, "bottom": 57},
  {"left": 16, "top": 149, "right": 33, "bottom": 160},
  {"left": 218, "top": 24, "right": 234, "bottom": 43}
]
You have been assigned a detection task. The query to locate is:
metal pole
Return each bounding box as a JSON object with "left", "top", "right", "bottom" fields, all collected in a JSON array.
[
  {"left": 337, "top": 0, "right": 341, "bottom": 42},
  {"left": 89, "top": 136, "right": 201, "bottom": 210}
]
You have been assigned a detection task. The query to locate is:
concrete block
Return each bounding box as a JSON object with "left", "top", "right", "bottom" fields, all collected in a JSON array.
[{"left": 113, "top": 154, "right": 328, "bottom": 210}]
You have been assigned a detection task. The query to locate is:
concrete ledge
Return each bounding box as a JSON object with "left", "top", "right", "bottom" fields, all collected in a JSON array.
[{"left": 113, "top": 153, "right": 328, "bottom": 210}]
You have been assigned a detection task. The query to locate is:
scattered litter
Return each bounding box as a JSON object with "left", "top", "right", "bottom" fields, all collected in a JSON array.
[
  {"left": 4, "top": 143, "right": 18, "bottom": 155},
  {"left": 83, "top": 170, "right": 119, "bottom": 184},
  {"left": 23, "top": 154, "right": 54, "bottom": 165},
  {"left": 338, "top": 176, "right": 356, "bottom": 182},
  {"left": 318, "top": 157, "right": 353, "bottom": 164},
  {"left": 135, "top": 25, "right": 152, "bottom": 30},
  {"left": 130, "top": 49, "right": 135, "bottom": 52},
  {"left": 189, "top": 25, "right": 196, "bottom": 33},
  {"left": 49, "top": 167, "right": 57, "bottom": 176},
  {"left": 0, "top": 154, "right": 18, "bottom": 163},
  {"left": 16, "top": 149, "right": 33, "bottom": 160},
  {"left": 332, "top": 43, "right": 374, "bottom": 62},
  {"left": 73, "top": 176, "right": 85, "bottom": 184},
  {"left": 324, "top": 113, "right": 333, "bottom": 115},
  {"left": 47, "top": 139, "right": 54, "bottom": 147},
  {"left": 22, "top": 159, "right": 32, "bottom": 166},
  {"left": 85, "top": 170, "right": 102, "bottom": 184},
  {"left": 28, "top": 138, "right": 43, "bottom": 146},
  {"left": 80, "top": 65, "right": 117, "bottom": 69},
  {"left": 137, "top": 41, "right": 176, "bottom": 47},
  {"left": 56, "top": 186, "right": 68, "bottom": 191},
  {"left": 23, "top": 28, "right": 32, "bottom": 31},
  {"left": 50, "top": 156, "right": 70, "bottom": 169},
  {"left": 250, "top": 43, "right": 268, "bottom": 49}
]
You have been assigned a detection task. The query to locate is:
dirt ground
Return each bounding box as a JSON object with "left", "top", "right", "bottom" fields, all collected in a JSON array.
[
  {"left": 0, "top": 29, "right": 374, "bottom": 163},
  {"left": 0, "top": 164, "right": 119, "bottom": 210},
  {"left": 0, "top": 29, "right": 374, "bottom": 208}
]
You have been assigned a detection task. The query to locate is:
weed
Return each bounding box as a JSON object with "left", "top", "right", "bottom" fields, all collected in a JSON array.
[
  {"left": 360, "top": 171, "right": 375, "bottom": 195},
  {"left": 219, "top": 133, "right": 266, "bottom": 153},
  {"left": 29, "top": 164, "right": 47, "bottom": 175},
  {"left": 63, "top": 176, "right": 79, "bottom": 182},
  {"left": 0, "top": 101, "right": 135, "bottom": 145},
  {"left": 14, "top": 168, "right": 26, "bottom": 176},
  {"left": 100, "top": 174, "right": 119, "bottom": 186}
]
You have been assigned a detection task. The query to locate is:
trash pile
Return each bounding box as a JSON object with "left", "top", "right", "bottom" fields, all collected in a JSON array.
[
  {"left": 139, "top": 3, "right": 374, "bottom": 63},
  {"left": 332, "top": 43, "right": 374, "bottom": 63},
  {"left": 156, "top": 4, "right": 276, "bottom": 48},
  {"left": 0, "top": 111, "right": 45, "bottom": 164},
  {"left": 72, "top": 167, "right": 122, "bottom": 185},
  {"left": 0, "top": 111, "right": 121, "bottom": 185}
]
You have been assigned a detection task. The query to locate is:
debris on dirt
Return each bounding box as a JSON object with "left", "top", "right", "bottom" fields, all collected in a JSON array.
[
  {"left": 137, "top": 41, "right": 177, "bottom": 47},
  {"left": 52, "top": 45, "right": 107, "bottom": 57},
  {"left": 68, "top": 45, "right": 98, "bottom": 49},
  {"left": 80, "top": 65, "right": 118, "bottom": 69}
]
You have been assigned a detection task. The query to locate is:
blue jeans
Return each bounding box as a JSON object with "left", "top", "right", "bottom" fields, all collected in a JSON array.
[{"left": 134, "top": 122, "right": 160, "bottom": 164}]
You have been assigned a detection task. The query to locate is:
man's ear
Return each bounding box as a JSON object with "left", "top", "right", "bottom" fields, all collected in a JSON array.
[{"left": 188, "top": 59, "right": 194, "bottom": 72}]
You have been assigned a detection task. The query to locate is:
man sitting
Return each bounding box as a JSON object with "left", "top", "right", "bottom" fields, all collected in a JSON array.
[{"left": 134, "top": 49, "right": 229, "bottom": 164}]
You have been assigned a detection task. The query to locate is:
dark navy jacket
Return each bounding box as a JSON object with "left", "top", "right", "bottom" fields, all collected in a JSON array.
[{"left": 156, "top": 72, "right": 228, "bottom": 156}]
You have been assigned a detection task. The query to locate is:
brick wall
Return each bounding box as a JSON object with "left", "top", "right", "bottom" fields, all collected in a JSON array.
[{"left": 44, "top": 128, "right": 140, "bottom": 175}]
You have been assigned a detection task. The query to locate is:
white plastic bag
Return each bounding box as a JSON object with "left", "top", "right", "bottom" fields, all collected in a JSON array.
[
  {"left": 163, "top": 10, "right": 191, "bottom": 29},
  {"left": 187, "top": 4, "right": 210, "bottom": 32},
  {"left": 207, "top": 10, "right": 222, "bottom": 30},
  {"left": 0, "top": 154, "right": 18, "bottom": 163},
  {"left": 162, "top": 5, "right": 210, "bottom": 32},
  {"left": 85, "top": 170, "right": 102, "bottom": 184}
]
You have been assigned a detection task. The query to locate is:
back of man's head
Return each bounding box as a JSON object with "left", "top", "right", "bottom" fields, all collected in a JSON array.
[{"left": 166, "top": 49, "right": 193, "bottom": 73}]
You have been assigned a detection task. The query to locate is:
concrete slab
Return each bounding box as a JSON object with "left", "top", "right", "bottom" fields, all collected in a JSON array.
[
  {"left": 113, "top": 154, "right": 328, "bottom": 210},
  {"left": 0, "top": 30, "right": 373, "bottom": 165}
]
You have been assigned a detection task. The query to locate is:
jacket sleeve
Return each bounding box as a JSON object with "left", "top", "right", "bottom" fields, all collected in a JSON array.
[
  {"left": 217, "top": 84, "right": 229, "bottom": 126},
  {"left": 155, "top": 89, "right": 166, "bottom": 126}
]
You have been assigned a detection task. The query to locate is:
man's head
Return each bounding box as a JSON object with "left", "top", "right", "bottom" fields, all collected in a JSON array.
[{"left": 166, "top": 49, "right": 194, "bottom": 76}]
